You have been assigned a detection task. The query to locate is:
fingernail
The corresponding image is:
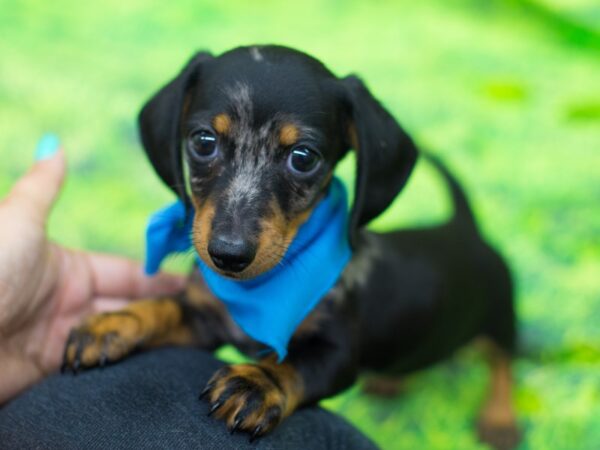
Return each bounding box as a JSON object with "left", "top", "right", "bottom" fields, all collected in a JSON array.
[{"left": 35, "top": 133, "right": 60, "bottom": 161}]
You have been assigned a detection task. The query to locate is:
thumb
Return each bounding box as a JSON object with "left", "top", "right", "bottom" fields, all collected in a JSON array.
[{"left": 8, "top": 134, "right": 67, "bottom": 223}]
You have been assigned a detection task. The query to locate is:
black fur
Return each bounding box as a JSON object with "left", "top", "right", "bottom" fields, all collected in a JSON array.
[
  {"left": 138, "top": 45, "right": 517, "bottom": 443},
  {"left": 139, "top": 51, "right": 213, "bottom": 201},
  {"left": 340, "top": 75, "right": 418, "bottom": 243}
]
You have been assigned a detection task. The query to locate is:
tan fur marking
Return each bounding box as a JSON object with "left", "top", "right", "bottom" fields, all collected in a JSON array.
[
  {"left": 184, "top": 279, "right": 222, "bottom": 313},
  {"left": 65, "top": 298, "right": 186, "bottom": 367},
  {"left": 279, "top": 123, "right": 300, "bottom": 146},
  {"left": 255, "top": 200, "right": 288, "bottom": 273},
  {"left": 192, "top": 195, "right": 306, "bottom": 279},
  {"left": 477, "top": 341, "right": 521, "bottom": 448},
  {"left": 247, "top": 200, "right": 313, "bottom": 277},
  {"left": 362, "top": 374, "right": 403, "bottom": 397},
  {"left": 285, "top": 207, "right": 312, "bottom": 241},
  {"left": 144, "top": 325, "right": 194, "bottom": 347},
  {"left": 213, "top": 113, "right": 232, "bottom": 135},
  {"left": 259, "top": 356, "right": 304, "bottom": 416},
  {"left": 192, "top": 195, "right": 315, "bottom": 280},
  {"left": 207, "top": 359, "right": 303, "bottom": 432},
  {"left": 192, "top": 198, "right": 217, "bottom": 271},
  {"left": 348, "top": 123, "right": 359, "bottom": 150},
  {"left": 480, "top": 353, "right": 516, "bottom": 426}
]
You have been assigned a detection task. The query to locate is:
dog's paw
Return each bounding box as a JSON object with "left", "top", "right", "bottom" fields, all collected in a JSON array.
[
  {"left": 477, "top": 417, "right": 522, "bottom": 450},
  {"left": 62, "top": 311, "right": 142, "bottom": 373},
  {"left": 200, "top": 364, "right": 292, "bottom": 441}
]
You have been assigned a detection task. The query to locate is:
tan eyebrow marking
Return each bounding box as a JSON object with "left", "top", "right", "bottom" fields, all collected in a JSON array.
[
  {"left": 279, "top": 123, "right": 300, "bottom": 146},
  {"left": 212, "top": 113, "right": 232, "bottom": 135}
]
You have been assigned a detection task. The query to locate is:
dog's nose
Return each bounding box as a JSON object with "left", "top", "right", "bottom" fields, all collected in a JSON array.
[{"left": 208, "top": 234, "right": 256, "bottom": 273}]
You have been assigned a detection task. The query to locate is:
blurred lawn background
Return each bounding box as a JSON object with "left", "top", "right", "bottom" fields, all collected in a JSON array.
[{"left": 1, "top": 0, "right": 599, "bottom": 448}]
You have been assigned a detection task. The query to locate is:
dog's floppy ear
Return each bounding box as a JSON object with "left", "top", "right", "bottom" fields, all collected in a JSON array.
[
  {"left": 138, "top": 51, "right": 213, "bottom": 199},
  {"left": 340, "top": 75, "right": 418, "bottom": 242}
]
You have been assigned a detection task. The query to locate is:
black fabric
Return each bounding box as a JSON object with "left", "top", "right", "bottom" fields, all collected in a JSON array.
[{"left": 0, "top": 348, "right": 377, "bottom": 450}]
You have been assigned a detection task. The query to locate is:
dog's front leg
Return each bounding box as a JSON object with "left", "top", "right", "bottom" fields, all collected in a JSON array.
[
  {"left": 62, "top": 278, "right": 228, "bottom": 372},
  {"left": 202, "top": 321, "right": 358, "bottom": 440},
  {"left": 61, "top": 297, "right": 193, "bottom": 372}
]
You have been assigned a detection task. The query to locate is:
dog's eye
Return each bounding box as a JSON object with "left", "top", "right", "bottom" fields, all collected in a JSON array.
[
  {"left": 189, "top": 131, "right": 218, "bottom": 161},
  {"left": 287, "top": 146, "right": 321, "bottom": 175}
]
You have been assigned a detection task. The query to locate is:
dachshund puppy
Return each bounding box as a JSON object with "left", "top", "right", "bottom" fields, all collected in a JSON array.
[{"left": 62, "top": 45, "right": 520, "bottom": 448}]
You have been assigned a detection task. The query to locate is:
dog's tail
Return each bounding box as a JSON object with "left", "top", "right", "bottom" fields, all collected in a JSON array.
[{"left": 421, "top": 152, "right": 479, "bottom": 233}]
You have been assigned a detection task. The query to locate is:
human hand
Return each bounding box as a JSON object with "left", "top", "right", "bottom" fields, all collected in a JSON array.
[{"left": 0, "top": 135, "right": 185, "bottom": 403}]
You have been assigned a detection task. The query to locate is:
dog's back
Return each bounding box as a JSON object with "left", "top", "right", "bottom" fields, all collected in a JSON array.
[{"left": 349, "top": 154, "right": 516, "bottom": 374}]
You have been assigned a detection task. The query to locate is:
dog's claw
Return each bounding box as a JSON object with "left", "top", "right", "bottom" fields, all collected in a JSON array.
[
  {"left": 207, "top": 401, "right": 223, "bottom": 417},
  {"left": 198, "top": 386, "right": 211, "bottom": 400},
  {"left": 72, "top": 359, "right": 80, "bottom": 375},
  {"left": 249, "top": 425, "right": 263, "bottom": 443},
  {"left": 229, "top": 417, "right": 242, "bottom": 435},
  {"left": 99, "top": 353, "right": 108, "bottom": 368}
]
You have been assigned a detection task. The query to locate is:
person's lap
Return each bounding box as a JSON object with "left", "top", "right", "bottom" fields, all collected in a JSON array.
[{"left": 0, "top": 348, "right": 377, "bottom": 450}]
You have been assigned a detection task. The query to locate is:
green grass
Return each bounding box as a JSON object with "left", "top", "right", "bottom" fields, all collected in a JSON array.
[{"left": 1, "top": 0, "right": 599, "bottom": 448}]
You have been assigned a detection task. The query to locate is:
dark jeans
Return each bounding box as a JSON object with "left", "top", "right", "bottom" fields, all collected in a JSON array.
[{"left": 0, "top": 348, "right": 377, "bottom": 450}]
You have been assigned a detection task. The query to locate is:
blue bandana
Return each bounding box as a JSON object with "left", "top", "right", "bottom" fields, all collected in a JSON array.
[{"left": 144, "top": 178, "right": 352, "bottom": 361}]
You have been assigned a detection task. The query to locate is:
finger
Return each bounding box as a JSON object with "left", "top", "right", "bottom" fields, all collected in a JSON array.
[
  {"left": 92, "top": 297, "right": 131, "bottom": 313},
  {"left": 86, "top": 252, "right": 186, "bottom": 299},
  {"left": 9, "top": 135, "right": 66, "bottom": 223}
]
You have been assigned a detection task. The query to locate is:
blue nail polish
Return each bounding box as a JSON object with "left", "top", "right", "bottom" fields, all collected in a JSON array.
[{"left": 35, "top": 133, "right": 60, "bottom": 161}]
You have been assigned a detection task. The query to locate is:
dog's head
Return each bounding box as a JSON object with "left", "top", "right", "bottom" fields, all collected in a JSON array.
[{"left": 139, "top": 46, "right": 417, "bottom": 279}]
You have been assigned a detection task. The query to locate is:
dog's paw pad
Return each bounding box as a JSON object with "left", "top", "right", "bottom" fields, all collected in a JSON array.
[
  {"left": 201, "top": 364, "right": 289, "bottom": 440},
  {"left": 62, "top": 312, "right": 142, "bottom": 373}
]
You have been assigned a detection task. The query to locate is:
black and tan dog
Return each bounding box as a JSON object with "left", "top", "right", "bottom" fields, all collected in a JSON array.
[{"left": 62, "top": 45, "right": 520, "bottom": 448}]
